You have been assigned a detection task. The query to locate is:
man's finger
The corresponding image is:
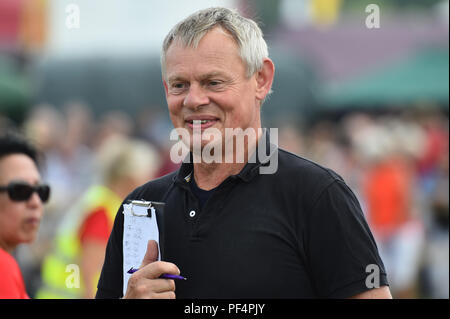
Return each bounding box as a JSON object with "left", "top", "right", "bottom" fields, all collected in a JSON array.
[
  {"left": 140, "top": 240, "right": 159, "bottom": 268},
  {"left": 138, "top": 260, "right": 180, "bottom": 280},
  {"left": 154, "top": 291, "right": 176, "bottom": 299},
  {"left": 151, "top": 279, "right": 176, "bottom": 293}
]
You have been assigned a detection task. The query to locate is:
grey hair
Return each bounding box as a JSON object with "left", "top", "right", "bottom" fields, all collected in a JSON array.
[{"left": 161, "top": 7, "right": 269, "bottom": 79}]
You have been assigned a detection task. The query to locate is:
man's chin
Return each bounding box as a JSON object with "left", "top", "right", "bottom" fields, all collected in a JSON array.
[{"left": 190, "top": 138, "right": 223, "bottom": 151}]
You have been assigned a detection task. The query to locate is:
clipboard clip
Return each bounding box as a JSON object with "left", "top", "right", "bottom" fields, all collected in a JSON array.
[{"left": 125, "top": 199, "right": 165, "bottom": 218}]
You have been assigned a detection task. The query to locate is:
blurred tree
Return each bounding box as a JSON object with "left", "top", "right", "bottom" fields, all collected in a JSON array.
[
  {"left": 0, "top": 55, "right": 30, "bottom": 124},
  {"left": 238, "top": 0, "right": 281, "bottom": 32}
]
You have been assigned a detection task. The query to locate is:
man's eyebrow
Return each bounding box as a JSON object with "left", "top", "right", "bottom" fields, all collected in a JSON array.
[
  {"left": 167, "top": 72, "right": 228, "bottom": 83},
  {"left": 167, "top": 76, "right": 186, "bottom": 83},
  {"left": 199, "top": 71, "right": 227, "bottom": 80}
]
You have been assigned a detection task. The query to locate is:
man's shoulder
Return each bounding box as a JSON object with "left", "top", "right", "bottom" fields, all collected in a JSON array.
[
  {"left": 126, "top": 170, "right": 178, "bottom": 202},
  {"left": 276, "top": 148, "right": 343, "bottom": 184},
  {"left": 273, "top": 148, "right": 358, "bottom": 213}
]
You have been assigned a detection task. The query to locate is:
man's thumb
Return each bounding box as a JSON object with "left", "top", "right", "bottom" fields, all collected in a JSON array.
[{"left": 140, "top": 240, "right": 159, "bottom": 267}]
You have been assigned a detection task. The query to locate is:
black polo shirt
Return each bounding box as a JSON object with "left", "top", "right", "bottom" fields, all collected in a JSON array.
[{"left": 96, "top": 131, "right": 388, "bottom": 299}]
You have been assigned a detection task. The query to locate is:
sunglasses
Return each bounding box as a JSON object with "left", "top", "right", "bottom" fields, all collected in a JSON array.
[{"left": 0, "top": 182, "right": 51, "bottom": 203}]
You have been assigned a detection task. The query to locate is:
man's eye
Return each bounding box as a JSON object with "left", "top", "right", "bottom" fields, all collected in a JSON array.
[
  {"left": 173, "top": 83, "right": 185, "bottom": 89},
  {"left": 170, "top": 83, "right": 188, "bottom": 93},
  {"left": 208, "top": 80, "right": 223, "bottom": 87}
]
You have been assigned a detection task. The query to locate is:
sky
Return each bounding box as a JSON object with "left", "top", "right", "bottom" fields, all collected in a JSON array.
[{"left": 47, "top": 0, "right": 236, "bottom": 57}]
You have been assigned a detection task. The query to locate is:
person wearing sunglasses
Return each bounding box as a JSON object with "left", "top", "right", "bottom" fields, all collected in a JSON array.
[{"left": 0, "top": 133, "right": 50, "bottom": 299}]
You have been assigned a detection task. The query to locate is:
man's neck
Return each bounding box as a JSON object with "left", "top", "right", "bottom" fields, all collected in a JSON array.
[
  {"left": 193, "top": 127, "right": 262, "bottom": 190},
  {"left": 193, "top": 161, "right": 246, "bottom": 190}
]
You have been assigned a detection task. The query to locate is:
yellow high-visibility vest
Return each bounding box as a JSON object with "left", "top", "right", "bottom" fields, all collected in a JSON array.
[{"left": 36, "top": 185, "right": 121, "bottom": 299}]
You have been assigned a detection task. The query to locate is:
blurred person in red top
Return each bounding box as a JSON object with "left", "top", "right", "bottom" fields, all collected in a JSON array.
[
  {"left": 79, "top": 136, "right": 161, "bottom": 298},
  {"left": 365, "top": 156, "right": 412, "bottom": 238},
  {"left": 37, "top": 135, "right": 160, "bottom": 299},
  {"left": 0, "top": 133, "right": 50, "bottom": 298},
  {"left": 358, "top": 118, "right": 425, "bottom": 298}
]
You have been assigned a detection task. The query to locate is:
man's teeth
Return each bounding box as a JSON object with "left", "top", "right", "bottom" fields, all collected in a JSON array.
[{"left": 192, "top": 120, "right": 213, "bottom": 124}]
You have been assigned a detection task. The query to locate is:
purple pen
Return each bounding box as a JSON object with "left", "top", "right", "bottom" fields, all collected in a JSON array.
[
  {"left": 127, "top": 267, "right": 187, "bottom": 280},
  {"left": 160, "top": 274, "right": 187, "bottom": 280}
]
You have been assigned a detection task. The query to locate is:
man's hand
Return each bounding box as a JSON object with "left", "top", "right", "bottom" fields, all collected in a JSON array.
[{"left": 123, "top": 240, "right": 180, "bottom": 299}]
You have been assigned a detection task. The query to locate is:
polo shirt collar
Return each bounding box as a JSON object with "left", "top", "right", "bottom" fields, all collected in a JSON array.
[
  {"left": 235, "top": 128, "right": 278, "bottom": 182},
  {"left": 173, "top": 128, "right": 278, "bottom": 184}
]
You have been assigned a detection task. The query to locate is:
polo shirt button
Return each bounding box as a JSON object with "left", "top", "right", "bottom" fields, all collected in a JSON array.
[{"left": 189, "top": 210, "right": 196, "bottom": 218}]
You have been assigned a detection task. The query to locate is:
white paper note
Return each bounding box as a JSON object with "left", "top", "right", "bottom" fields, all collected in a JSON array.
[{"left": 122, "top": 203, "right": 160, "bottom": 296}]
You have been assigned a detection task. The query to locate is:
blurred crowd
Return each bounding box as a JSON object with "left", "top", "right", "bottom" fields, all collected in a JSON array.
[
  {"left": 279, "top": 109, "right": 449, "bottom": 298},
  {"left": 0, "top": 102, "right": 448, "bottom": 299},
  {"left": 0, "top": 101, "right": 180, "bottom": 298}
]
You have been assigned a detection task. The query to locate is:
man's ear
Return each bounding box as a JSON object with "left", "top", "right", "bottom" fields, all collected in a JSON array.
[
  {"left": 162, "top": 77, "right": 169, "bottom": 98},
  {"left": 255, "top": 58, "right": 275, "bottom": 102}
]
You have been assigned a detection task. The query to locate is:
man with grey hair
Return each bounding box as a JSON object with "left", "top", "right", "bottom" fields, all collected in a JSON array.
[{"left": 96, "top": 7, "right": 391, "bottom": 299}]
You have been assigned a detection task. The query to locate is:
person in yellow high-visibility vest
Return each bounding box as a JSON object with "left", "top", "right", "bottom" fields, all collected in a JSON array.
[{"left": 36, "top": 136, "right": 160, "bottom": 299}]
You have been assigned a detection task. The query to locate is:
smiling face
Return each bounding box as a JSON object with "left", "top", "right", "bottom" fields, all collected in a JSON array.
[
  {"left": 163, "top": 27, "right": 268, "bottom": 152},
  {"left": 0, "top": 154, "right": 44, "bottom": 252}
]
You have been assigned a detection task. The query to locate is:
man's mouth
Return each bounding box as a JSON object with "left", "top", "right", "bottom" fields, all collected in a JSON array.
[{"left": 185, "top": 118, "right": 219, "bottom": 130}]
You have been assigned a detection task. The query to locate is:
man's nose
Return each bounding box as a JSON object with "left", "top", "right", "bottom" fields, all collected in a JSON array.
[{"left": 183, "top": 83, "right": 209, "bottom": 110}]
